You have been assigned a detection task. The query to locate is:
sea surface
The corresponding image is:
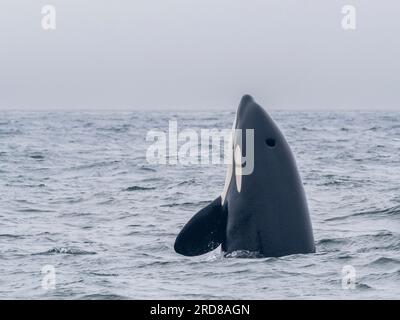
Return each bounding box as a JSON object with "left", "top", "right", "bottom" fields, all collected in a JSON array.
[{"left": 0, "top": 110, "right": 399, "bottom": 299}]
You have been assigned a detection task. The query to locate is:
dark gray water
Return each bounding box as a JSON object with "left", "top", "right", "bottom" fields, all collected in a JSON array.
[{"left": 0, "top": 111, "right": 399, "bottom": 299}]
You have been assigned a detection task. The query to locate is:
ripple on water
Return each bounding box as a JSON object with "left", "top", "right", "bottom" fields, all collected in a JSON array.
[
  {"left": 123, "top": 186, "right": 156, "bottom": 191},
  {"left": 34, "top": 247, "right": 97, "bottom": 255},
  {"left": 325, "top": 205, "right": 400, "bottom": 221}
]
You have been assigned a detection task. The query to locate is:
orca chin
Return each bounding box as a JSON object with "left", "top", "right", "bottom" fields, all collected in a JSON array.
[{"left": 174, "top": 95, "right": 315, "bottom": 258}]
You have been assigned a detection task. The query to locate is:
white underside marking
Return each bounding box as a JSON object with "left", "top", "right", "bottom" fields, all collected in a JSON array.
[
  {"left": 234, "top": 145, "right": 242, "bottom": 193},
  {"left": 220, "top": 112, "right": 237, "bottom": 205}
]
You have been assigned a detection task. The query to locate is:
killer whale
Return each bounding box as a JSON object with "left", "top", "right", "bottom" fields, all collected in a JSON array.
[{"left": 174, "top": 95, "right": 315, "bottom": 257}]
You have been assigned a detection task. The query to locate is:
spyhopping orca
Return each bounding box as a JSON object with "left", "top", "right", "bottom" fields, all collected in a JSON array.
[{"left": 174, "top": 95, "right": 315, "bottom": 257}]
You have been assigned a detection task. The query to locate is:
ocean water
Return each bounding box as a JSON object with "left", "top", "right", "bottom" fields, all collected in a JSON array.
[{"left": 0, "top": 110, "right": 399, "bottom": 300}]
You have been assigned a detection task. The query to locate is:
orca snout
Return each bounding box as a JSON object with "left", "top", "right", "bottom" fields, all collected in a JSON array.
[
  {"left": 240, "top": 94, "right": 254, "bottom": 105},
  {"left": 237, "top": 94, "right": 257, "bottom": 121},
  {"left": 236, "top": 94, "right": 270, "bottom": 130}
]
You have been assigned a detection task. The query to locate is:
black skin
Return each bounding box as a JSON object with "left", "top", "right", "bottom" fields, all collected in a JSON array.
[{"left": 174, "top": 95, "right": 315, "bottom": 257}]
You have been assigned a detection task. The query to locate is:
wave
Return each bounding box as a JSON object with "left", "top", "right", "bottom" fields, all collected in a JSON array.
[
  {"left": 160, "top": 200, "right": 210, "bottom": 208},
  {"left": 29, "top": 154, "right": 45, "bottom": 160},
  {"left": 0, "top": 234, "right": 25, "bottom": 239},
  {"left": 0, "top": 129, "right": 23, "bottom": 135},
  {"left": 79, "top": 293, "right": 127, "bottom": 300},
  {"left": 16, "top": 208, "right": 54, "bottom": 213},
  {"left": 34, "top": 247, "right": 97, "bottom": 255},
  {"left": 325, "top": 205, "right": 400, "bottom": 221},
  {"left": 368, "top": 256, "right": 400, "bottom": 266},
  {"left": 88, "top": 272, "right": 119, "bottom": 277},
  {"left": 317, "top": 231, "right": 397, "bottom": 244},
  {"left": 124, "top": 186, "right": 156, "bottom": 191},
  {"left": 356, "top": 283, "right": 373, "bottom": 290},
  {"left": 96, "top": 125, "right": 131, "bottom": 133},
  {"left": 67, "top": 160, "right": 121, "bottom": 171},
  {"left": 224, "top": 250, "right": 265, "bottom": 259},
  {"left": 171, "top": 179, "right": 197, "bottom": 187},
  {"left": 138, "top": 166, "right": 157, "bottom": 172},
  {"left": 316, "top": 231, "right": 400, "bottom": 253}
]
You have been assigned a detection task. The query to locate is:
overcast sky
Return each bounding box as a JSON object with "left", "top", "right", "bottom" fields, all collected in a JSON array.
[{"left": 1, "top": 1, "right": 399, "bottom": 110}]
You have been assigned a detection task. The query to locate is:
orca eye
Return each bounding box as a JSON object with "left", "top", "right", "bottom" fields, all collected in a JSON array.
[{"left": 266, "top": 138, "right": 276, "bottom": 147}]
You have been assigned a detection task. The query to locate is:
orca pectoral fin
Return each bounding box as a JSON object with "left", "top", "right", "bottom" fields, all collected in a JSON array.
[{"left": 174, "top": 197, "right": 227, "bottom": 256}]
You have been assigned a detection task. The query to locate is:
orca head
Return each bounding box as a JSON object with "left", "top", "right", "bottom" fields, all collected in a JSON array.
[
  {"left": 221, "top": 94, "right": 288, "bottom": 205},
  {"left": 236, "top": 94, "right": 282, "bottom": 150}
]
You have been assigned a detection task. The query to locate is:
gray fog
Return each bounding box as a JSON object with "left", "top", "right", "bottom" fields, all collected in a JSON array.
[{"left": 1, "top": 1, "right": 399, "bottom": 110}]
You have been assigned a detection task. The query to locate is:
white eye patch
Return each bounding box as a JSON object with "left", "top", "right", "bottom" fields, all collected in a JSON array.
[
  {"left": 234, "top": 145, "right": 243, "bottom": 193},
  {"left": 221, "top": 114, "right": 237, "bottom": 205}
]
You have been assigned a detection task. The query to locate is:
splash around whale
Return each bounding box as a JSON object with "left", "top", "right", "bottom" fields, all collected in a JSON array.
[{"left": 174, "top": 95, "right": 315, "bottom": 258}]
